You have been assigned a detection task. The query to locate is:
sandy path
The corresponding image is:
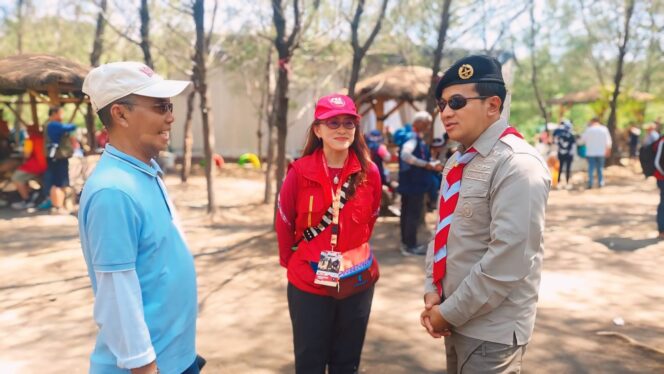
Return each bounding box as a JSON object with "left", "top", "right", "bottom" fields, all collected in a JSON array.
[{"left": 1, "top": 166, "right": 663, "bottom": 373}]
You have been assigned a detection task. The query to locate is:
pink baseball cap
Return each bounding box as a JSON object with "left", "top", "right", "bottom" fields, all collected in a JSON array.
[{"left": 314, "top": 94, "right": 360, "bottom": 120}]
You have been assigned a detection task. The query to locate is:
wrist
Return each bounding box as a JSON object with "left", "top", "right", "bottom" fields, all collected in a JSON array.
[{"left": 130, "top": 362, "right": 159, "bottom": 374}]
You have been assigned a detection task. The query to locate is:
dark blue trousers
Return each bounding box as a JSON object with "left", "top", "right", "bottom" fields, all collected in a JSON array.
[{"left": 657, "top": 180, "right": 664, "bottom": 233}]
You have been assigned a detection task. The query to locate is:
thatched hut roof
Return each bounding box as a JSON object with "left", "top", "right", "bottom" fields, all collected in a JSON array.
[
  {"left": 355, "top": 65, "right": 433, "bottom": 105},
  {"left": 547, "top": 86, "right": 656, "bottom": 105},
  {"left": 0, "top": 54, "right": 90, "bottom": 96}
]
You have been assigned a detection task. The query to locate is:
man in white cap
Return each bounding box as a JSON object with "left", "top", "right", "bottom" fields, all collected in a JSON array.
[{"left": 79, "top": 62, "right": 201, "bottom": 373}]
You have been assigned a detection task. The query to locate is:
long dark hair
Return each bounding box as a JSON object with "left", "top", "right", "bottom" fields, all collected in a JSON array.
[{"left": 301, "top": 119, "right": 372, "bottom": 196}]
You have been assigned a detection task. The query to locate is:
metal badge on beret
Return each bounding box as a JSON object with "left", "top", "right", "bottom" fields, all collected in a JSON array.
[{"left": 458, "top": 64, "right": 474, "bottom": 80}]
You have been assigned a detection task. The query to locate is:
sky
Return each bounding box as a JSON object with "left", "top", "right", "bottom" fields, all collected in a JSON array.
[{"left": 0, "top": 0, "right": 637, "bottom": 63}]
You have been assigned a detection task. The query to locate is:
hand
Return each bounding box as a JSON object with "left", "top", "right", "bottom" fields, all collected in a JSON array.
[
  {"left": 428, "top": 307, "right": 452, "bottom": 333},
  {"left": 131, "top": 361, "right": 158, "bottom": 374},
  {"left": 424, "top": 292, "right": 442, "bottom": 309},
  {"left": 420, "top": 292, "right": 450, "bottom": 338},
  {"left": 420, "top": 308, "right": 445, "bottom": 338}
]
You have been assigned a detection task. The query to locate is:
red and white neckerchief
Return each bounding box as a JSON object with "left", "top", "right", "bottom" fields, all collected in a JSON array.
[{"left": 432, "top": 127, "right": 523, "bottom": 297}]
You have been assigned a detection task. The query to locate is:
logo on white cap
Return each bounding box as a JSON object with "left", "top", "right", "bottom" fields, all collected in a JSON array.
[
  {"left": 139, "top": 66, "right": 155, "bottom": 77},
  {"left": 329, "top": 97, "right": 345, "bottom": 106}
]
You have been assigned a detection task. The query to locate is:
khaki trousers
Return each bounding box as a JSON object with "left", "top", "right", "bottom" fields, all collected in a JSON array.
[{"left": 444, "top": 333, "right": 526, "bottom": 374}]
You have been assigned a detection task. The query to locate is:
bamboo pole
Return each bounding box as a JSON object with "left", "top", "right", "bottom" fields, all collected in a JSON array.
[
  {"left": 378, "top": 100, "right": 405, "bottom": 122},
  {"left": 3, "top": 103, "right": 30, "bottom": 127},
  {"left": 29, "top": 94, "right": 39, "bottom": 126},
  {"left": 47, "top": 85, "right": 61, "bottom": 106},
  {"left": 67, "top": 100, "right": 83, "bottom": 123},
  {"left": 375, "top": 98, "right": 385, "bottom": 132}
]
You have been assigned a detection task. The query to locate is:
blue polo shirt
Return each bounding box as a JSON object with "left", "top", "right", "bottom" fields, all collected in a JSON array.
[{"left": 78, "top": 144, "right": 197, "bottom": 373}]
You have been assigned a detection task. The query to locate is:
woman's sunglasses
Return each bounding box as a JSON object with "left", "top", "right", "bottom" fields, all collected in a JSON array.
[
  {"left": 437, "top": 95, "right": 489, "bottom": 112},
  {"left": 321, "top": 119, "right": 358, "bottom": 130}
]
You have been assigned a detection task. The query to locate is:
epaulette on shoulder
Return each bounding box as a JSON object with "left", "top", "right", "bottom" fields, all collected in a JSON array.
[{"left": 499, "top": 133, "right": 533, "bottom": 154}]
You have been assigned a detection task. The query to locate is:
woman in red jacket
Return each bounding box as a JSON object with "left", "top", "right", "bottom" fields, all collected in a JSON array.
[{"left": 276, "top": 94, "right": 382, "bottom": 373}]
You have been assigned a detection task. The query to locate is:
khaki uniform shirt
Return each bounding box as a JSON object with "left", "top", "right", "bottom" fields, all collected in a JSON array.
[{"left": 424, "top": 118, "right": 551, "bottom": 345}]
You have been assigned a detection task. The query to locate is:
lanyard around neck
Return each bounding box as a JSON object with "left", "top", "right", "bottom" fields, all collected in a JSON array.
[{"left": 329, "top": 182, "right": 342, "bottom": 250}]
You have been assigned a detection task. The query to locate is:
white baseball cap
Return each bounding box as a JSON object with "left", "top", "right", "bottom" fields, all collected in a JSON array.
[{"left": 82, "top": 61, "right": 190, "bottom": 112}]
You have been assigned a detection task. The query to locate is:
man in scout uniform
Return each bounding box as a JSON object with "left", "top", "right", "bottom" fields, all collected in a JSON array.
[{"left": 420, "top": 55, "right": 551, "bottom": 373}]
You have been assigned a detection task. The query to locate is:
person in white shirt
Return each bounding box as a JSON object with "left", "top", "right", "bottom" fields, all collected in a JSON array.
[
  {"left": 644, "top": 123, "right": 660, "bottom": 146},
  {"left": 580, "top": 117, "right": 612, "bottom": 189}
]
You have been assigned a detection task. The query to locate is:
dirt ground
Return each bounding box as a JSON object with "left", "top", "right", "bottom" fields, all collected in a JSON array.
[{"left": 1, "top": 163, "right": 663, "bottom": 373}]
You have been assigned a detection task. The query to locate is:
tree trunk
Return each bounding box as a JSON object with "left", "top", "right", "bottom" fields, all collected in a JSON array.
[
  {"left": 86, "top": 0, "right": 107, "bottom": 151},
  {"left": 273, "top": 66, "right": 289, "bottom": 199},
  {"left": 348, "top": 55, "right": 363, "bottom": 99},
  {"left": 529, "top": 0, "right": 549, "bottom": 125},
  {"left": 90, "top": 0, "right": 106, "bottom": 67},
  {"left": 640, "top": 9, "right": 660, "bottom": 116},
  {"left": 139, "top": 0, "right": 154, "bottom": 69},
  {"left": 270, "top": 0, "right": 295, "bottom": 210},
  {"left": 347, "top": 0, "right": 389, "bottom": 100},
  {"left": 425, "top": 0, "right": 453, "bottom": 116},
  {"left": 16, "top": 0, "right": 24, "bottom": 53},
  {"left": 263, "top": 109, "right": 276, "bottom": 204},
  {"left": 606, "top": 0, "right": 635, "bottom": 166},
  {"left": 14, "top": 0, "right": 25, "bottom": 138},
  {"left": 257, "top": 47, "right": 272, "bottom": 161},
  {"left": 262, "top": 48, "right": 275, "bottom": 204},
  {"left": 263, "top": 116, "right": 275, "bottom": 204},
  {"left": 193, "top": 0, "right": 216, "bottom": 214},
  {"left": 269, "top": 0, "right": 320, "bottom": 212},
  {"left": 85, "top": 104, "right": 96, "bottom": 152},
  {"left": 181, "top": 88, "right": 196, "bottom": 183}
]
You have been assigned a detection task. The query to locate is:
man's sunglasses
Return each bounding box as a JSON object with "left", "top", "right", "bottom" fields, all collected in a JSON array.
[
  {"left": 437, "top": 95, "right": 489, "bottom": 112},
  {"left": 118, "top": 101, "right": 174, "bottom": 114},
  {"left": 321, "top": 119, "right": 358, "bottom": 130}
]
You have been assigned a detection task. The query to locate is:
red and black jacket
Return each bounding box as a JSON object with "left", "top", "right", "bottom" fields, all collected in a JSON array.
[{"left": 275, "top": 148, "right": 382, "bottom": 295}]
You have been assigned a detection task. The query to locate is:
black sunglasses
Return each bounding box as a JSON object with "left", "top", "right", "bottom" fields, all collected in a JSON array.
[
  {"left": 321, "top": 119, "right": 358, "bottom": 130},
  {"left": 437, "top": 95, "right": 489, "bottom": 111},
  {"left": 118, "top": 101, "right": 174, "bottom": 114}
]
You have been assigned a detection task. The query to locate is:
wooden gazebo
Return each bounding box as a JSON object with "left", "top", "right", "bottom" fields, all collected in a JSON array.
[
  {"left": 354, "top": 65, "right": 433, "bottom": 132},
  {"left": 0, "top": 54, "right": 91, "bottom": 137},
  {"left": 547, "top": 86, "right": 656, "bottom": 122}
]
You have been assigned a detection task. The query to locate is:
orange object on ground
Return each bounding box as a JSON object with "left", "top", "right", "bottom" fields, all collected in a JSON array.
[{"left": 213, "top": 153, "right": 224, "bottom": 169}]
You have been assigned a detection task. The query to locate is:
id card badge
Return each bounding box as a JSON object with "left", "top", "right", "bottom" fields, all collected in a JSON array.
[{"left": 314, "top": 250, "right": 342, "bottom": 287}]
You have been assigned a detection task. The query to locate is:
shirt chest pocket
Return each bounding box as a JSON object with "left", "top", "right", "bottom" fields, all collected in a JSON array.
[
  {"left": 456, "top": 179, "right": 490, "bottom": 229},
  {"left": 297, "top": 185, "right": 327, "bottom": 228}
]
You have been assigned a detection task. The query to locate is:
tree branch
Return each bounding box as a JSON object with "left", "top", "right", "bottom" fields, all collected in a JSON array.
[
  {"left": 166, "top": 22, "right": 193, "bottom": 46},
  {"left": 488, "top": 2, "right": 529, "bottom": 52},
  {"left": 350, "top": 0, "right": 364, "bottom": 52},
  {"left": 577, "top": 0, "right": 606, "bottom": 86},
  {"left": 286, "top": 0, "right": 301, "bottom": 51},
  {"left": 294, "top": 0, "right": 321, "bottom": 51},
  {"left": 99, "top": 9, "right": 141, "bottom": 46},
  {"left": 164, "top": 0, "right": 193, "bottom": 16},
  {"left": 361, "top": 0, "right": 389, "bottom": 54},
  {"left": 205, "top": 0, "right": 219, "bottom": 50}
]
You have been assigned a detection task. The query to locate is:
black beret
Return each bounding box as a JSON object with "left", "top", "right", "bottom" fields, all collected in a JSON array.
[{"left": 435, "top": 55, "right": 505, "bottom": 98}]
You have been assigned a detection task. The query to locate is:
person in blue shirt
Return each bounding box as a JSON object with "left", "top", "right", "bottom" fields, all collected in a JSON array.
[
  {"left": 80, "top": 61, "right": 200, "bottom": 374},
  {"left": 397, "top": 111, "right": 443, "bottom": 256},
  {"left": 43, "top": 106, "right": 76, "bottom": 213}
]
